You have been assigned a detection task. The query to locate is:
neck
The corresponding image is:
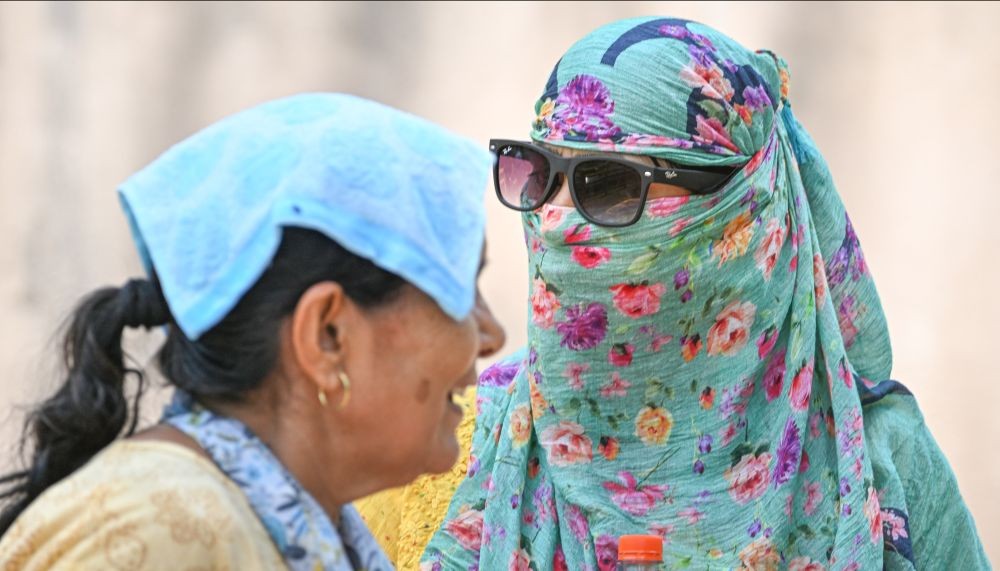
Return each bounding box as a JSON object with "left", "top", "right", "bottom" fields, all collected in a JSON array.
[{"left": 206, "top": 381, "right": 391, "bottom": 526}]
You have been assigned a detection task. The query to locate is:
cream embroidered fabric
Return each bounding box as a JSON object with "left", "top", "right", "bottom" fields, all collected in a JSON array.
[{"left": 0, "top": 440, "right": 286, "bottom": 570}]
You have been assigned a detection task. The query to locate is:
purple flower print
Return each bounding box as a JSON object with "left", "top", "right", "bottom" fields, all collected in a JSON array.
[
  {"left": 748, "top": 519, "right": 762, "bottom": 537},
  {"left": 658, "top": 24, "right": 689, "bottom": 39},
  {"left": 690, "top": 32, "right": 716, "bottom": 51},
  {"left": 556, "top": 303, "right": 609, "bottom": 351},
  {"left": 838, "top": 295, "right": 861, "bottom": 349},
  {"left": 688, "top": 44, "right": 714, "bottom": 67},
  {"left": 550, "top": 75, "right": 622, "bottom": 142},
  {"left": 467, "top": 456, "right": 481, "bottom": 478},
  {"left": 534, "top": 482, "right": 555, "bottom": 524},
  {"left": 674, "top": 268, "right": 690, "bottom": 290},
  {"left": 698, "top": 434, "right": 713, "bottom": 454},
  {"left": 424, "top": 555, "right": 443, "bottom": 571},
  {"left": 719, "top": 378, "right": 754, "bottom": 419},
  {"left": 772, "top": 417, "right": 802, "bottom": 487},
  {"left": 840, "top": 477, "right": 852, "bottom": 497},
  {"left": 742, "top": 85, "right": 772, "bottom": 111},
  {"left": 826, "top": 214, "right": 869, "bottom": 287},
  {"left": 693, "top": 459, "right": 705, "bottom": 474},
  {"left": 567, "top": 504, "right": 590, "bottom": 544},
  {"left": 479, "top": 361, "right": 521, "bottom": 388}
]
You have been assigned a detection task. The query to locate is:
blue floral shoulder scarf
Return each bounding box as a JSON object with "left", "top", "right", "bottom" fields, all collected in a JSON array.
[{"left": 163, "top": 392, "right": 395, "bottom": 571}]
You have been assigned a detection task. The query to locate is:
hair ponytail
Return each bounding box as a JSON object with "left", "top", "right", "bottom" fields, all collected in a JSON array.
[
  {"left": 0, "top": 227, "right": 405, "bottom": 537},
  {"left": 0, "top": 279, "right": 168, "bottom": 535}
]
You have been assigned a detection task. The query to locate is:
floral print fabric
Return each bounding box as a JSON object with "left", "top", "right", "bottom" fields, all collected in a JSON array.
[{"left": 424, "top": 17, "right": 989, "bottom": 571}]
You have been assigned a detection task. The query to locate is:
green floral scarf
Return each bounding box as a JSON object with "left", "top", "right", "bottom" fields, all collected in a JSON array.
[{"left": 424, "top": 17, "right": 988, "bottom": 571}]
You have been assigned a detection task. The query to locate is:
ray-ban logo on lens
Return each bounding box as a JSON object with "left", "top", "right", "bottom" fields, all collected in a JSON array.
[{"left": 664, "top": 170, "right": 678, "bottom": 179}]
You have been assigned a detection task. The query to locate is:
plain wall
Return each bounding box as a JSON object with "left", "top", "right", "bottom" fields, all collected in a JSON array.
[{"left": 0, "top": 1, "right": 996, "bottom": 562}]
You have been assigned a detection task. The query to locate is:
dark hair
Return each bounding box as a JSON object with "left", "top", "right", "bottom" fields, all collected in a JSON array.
[{"left": 0, "top": 227, "right": 405, "bottom": 535}]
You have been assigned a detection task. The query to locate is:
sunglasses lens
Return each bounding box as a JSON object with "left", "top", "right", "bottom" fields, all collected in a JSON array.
[
  {"left": 572, "top": 160, "right": 644, "bottom": 225},
  {"left": 495, "top": 144, "right": 551, "bottom": 210}
]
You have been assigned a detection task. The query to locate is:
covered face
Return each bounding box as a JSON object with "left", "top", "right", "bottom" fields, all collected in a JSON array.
[{"left": 426, "top": 17, "right": 904, "bottom": 571}]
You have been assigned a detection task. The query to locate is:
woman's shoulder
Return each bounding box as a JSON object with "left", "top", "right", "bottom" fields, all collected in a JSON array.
[{"left": 0, "top": 439, "right": 285, "bottom": 570}]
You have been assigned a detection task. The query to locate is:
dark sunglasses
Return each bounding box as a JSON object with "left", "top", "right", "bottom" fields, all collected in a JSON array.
[{"left": 489, "top": 139, "right": 741, "bottom": 227}]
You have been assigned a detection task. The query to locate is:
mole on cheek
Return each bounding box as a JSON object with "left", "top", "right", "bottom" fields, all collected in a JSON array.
[{"left": 415, "top": 378, "right": 431, "bottom": 403}]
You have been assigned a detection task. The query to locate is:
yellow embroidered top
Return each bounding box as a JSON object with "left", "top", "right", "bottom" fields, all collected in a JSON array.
[
  {"left": 0, "top": 440, "right": 285, "bottom": 571},
  {"left": 355, "top": 389, "right": 477, "bottom": 570}
]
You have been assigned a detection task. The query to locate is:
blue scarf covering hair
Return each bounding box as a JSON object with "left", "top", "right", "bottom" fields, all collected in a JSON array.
[{"left": 118, "top": 93, "right": 495, "bottom": 570}]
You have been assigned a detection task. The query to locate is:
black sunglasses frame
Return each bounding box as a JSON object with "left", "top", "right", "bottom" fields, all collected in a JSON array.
[{"left": 489, "top": 139, "right": 739, "bottom": 227}]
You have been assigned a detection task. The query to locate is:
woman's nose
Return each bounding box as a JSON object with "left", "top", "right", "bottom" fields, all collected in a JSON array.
[
  {"left": 474, "top": 291, "right": 506, "bottom": 358},
  {"left": 549, "top": 174, "right": 574, "bottom": 207}
]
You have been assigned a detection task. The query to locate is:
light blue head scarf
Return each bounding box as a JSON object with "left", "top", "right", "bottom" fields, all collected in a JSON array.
[
  {"left": 119, "top": 93, "right": 493, "bottom": 339},
  {"left": 121, "top": 93, "right": 494, "bottom": 570}
]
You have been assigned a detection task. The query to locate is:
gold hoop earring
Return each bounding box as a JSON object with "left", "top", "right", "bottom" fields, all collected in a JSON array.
[
  {"left": 338, "top": 370, "right": 351, "bottom": 409},
  {"left": 318, "top": 389, "right": 328, "bottom": 407}
]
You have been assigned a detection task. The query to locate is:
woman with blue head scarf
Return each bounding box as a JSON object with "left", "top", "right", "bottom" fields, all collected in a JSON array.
[
  {"left": 424, "top": 17, "right": 989, "bottom": 570},
  {"left": 0, "top": 93, "right": 505, "bottom": 570}
]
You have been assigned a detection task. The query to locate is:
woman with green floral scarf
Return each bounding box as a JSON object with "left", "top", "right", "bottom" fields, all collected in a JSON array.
[{"left": 423, "top": 17, "right": 989, "bottom": 571}]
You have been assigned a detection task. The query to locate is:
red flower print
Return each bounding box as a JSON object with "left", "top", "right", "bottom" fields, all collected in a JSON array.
[
  {"left": 763, "top": 350, "right": 786, "bottom": 402},
  {"left": 599, "top": 372, "right": 631, "bottom": 398},
  {"left": 509, "top": 548, "right": 531, "bottom": 571},
  {"left": 608, "top": 343, "right": 635, "bottom": 367},
  {"left": 700, "top": 387, "right": 715, "bottom": 410},
  {"left": 790, "top": 360, "right": 814, "bottom": 411},
  {"left": 609, "top": 282, "right": 667, "bottom": 318},
  {"left": 707, "top": 300, "right": 757, "bottom": 356},
  {"left": 646, "top": 196, "right": 689, "bottom": 218},
  {"left": 693, "top": 114, "right": 740, "bottom": 152},
  {"left": 539, "top": 421, "right": 593, "bottom": 467},
  {"left": 563, "top": 224, "right": 592, "bottom": 244},
  {"left": 595, "top": 534, "right": 618, "bottom": 571},
  {"left": 681, "top": 334, "right": 703, "bottom": 362},
  {"left": 599, "top": 436, "right": 620, "bottom": 461},
  {"left": 803, "top": 480, "right": 823, "bottom": 516},
  {"left": 602, "top": 471, "right": 668, "bottom": 516},
  {"left": 813, "top": 253, "right": 828, "bottom": 308},
  {"left": 572, "top": 246, "right": 612, "bottom": 269},
  {"left": 445, "top": 508, "right": 484, "bottom": 552},
  {"left": 865, "top": 487, "right": 883, "bottom": 544},
  {"left": 754, "top": 218, "right": 787, "bottom": 280},
  {"left": 553, "top": 547, "right": 569, "bottom": 571},
  {"left": 726, "top": 453, "right": 772, "bottom": 504},
  {"left": 789, "top": 557, "right": 827, "bottom": 571},
  {"left": 563, "top": 362, "right": 589, "bottom": 391},
  {"left": 756, "top": 326, "right": 779, "bottom": 359},
  {"left": 530, "top": 278, "right": 560, "bottom": 329}
]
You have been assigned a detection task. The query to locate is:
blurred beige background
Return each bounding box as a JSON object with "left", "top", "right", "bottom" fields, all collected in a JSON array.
[{"left": 0, "top": 0, "right": 996, "bottom": 563}]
